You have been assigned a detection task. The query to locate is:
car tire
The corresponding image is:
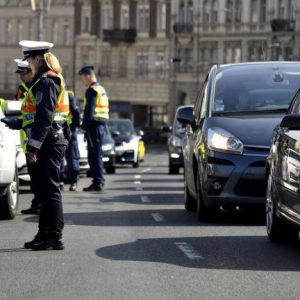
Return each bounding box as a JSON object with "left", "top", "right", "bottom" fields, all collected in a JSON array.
[
  {"left": 133, "top": 160, "right": 139, "bottom": 168},
  {"left": 106, "top": 166, "right": 116, "bottom": 174},
  {"left": 169, "top": 164, "right": 179, "bottom": 174},
  {"left": 184, "top": 176, "right": 196, "bottom": 211},
  {"left": 0, "top": 166, "right": 19, "bottom": 220},
  {"left": 195, "top": 170, "right": 216, "bottom": 221},
  {"left": 266, "top": 173, "right": 299, "bottom": 243}
]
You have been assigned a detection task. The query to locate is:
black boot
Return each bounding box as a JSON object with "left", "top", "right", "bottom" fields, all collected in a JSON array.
[
  {"left": 21, "top": 207, "right": 40, "bottom": 215},
  {"left": 32, "top": 238, "right": 64, "bottom": 251},
  {"left": 24, "top": 232, "right": 46, "bottom": 249},
  {"left": 83, "top": 184, "right": 102, "bottom": 192}
]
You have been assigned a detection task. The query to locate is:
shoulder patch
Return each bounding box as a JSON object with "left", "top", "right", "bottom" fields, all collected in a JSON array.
[{"left": 36, "top": 91, "right": 43, "bottom": 105}]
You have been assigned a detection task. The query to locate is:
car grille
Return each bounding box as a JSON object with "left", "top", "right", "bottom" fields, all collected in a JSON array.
[{"left": 234, "top": 179, "right": 266, "bottom": 197}]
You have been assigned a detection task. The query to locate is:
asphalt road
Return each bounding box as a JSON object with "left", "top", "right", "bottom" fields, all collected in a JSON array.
[{"left": 0, "top": 144, "right": 300, "bottom": 300}]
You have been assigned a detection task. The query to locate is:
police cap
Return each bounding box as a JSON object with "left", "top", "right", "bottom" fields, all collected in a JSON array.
[
  {"left": 14, "top": 59, "right": 31, "bottom": 74},
  {"left": 19, "top": 40, "right": 54, "bottom": 61},
  {"left": 78, "top": 65, "right": 94, "bottom": 75}
]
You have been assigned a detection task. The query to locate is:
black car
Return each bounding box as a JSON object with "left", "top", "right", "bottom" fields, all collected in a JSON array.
[
  {"left": 266, "top": 89, "right": 300, "bottom": 243},
  {"left": 168, "top": 105, "right": 193, "bottom": 174},
  {"left": 178, "top": 62, "right": 300, "bottom": 221}
]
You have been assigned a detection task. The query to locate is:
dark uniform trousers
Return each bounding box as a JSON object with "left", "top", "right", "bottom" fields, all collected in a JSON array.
[
  {"left": 35, "top": 134, "right": 67, "bottom": 239},
  {"left": 27, "top": 162, "right": 42, "bottom": 209},
  {"left": 87, "top": 124, "right": 105, "bottom": 187},
  {"left": 65, "top": 127, "right": 80, "bottom": 183}
]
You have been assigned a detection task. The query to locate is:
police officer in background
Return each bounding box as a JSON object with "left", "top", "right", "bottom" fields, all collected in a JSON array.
[
  {"left": 60, "top": 90, "right": 81, "bottom": 191},
  {"left": 11, "top": 40, "right": 69, "bottom": 250},
  {"left": 79, "top": 65, "right": 109, "bottom": 192},
  {"left": 15, "top": 59, "right": 42, "bottom": 215}
]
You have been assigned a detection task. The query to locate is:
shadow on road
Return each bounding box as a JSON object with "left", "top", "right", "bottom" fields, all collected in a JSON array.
[{"left": 95, "top": 236, "right": 300, "bottom": 271}]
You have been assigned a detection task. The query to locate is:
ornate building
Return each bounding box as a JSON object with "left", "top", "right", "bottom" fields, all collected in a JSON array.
[{"left": 0, "top": 0, "right": 74, "bottom": 98}]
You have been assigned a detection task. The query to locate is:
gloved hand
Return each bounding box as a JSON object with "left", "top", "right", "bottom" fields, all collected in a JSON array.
[{"left": 1, "top": 117, "right": 22, "bottom": 129}]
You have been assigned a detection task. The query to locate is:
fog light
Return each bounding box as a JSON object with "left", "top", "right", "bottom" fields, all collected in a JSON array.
[
  {"left": 170, "top": 153, "right": 180, "bottom": 159},
  {"left": 212, "top": 181, "right": 222, "bottom": 191},
  {"left": 103, "top": 157, "right": 109, "bottom": 162}
]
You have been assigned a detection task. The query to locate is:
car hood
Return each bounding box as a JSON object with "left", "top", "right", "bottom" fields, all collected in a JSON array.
[
  {"left": 114, "top": 135, "right": 134, "bottom": 144},
  {"left": 207, "top": 114, "right": 284, "bottom": 146}
]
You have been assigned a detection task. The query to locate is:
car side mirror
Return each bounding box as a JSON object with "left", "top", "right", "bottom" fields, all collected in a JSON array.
[
  {"left": 136, "top": 130, "right": 144, "bottom": 137},
  {"left": 280, "top": 114, "right": 300, "bottom": 130},
  {"left": 177, "top": 106, "right": 195, "bottom": 128},
  {"left": 111, "top": 130, "right": 120, "bottom": 137}
]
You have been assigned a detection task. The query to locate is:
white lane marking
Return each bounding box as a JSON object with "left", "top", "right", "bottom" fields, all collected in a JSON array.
[
  {"left": 134, "top": 175, "right": 141, "bottom": 179},
  {"left": 151, "top": 213, "right": 165, "bottom": 222},
  {"left": 140, "top": 168, "right": 151, "bottom": 174},
  {"left": 134, "top": 181, "right": 141, "bottom": 185},
  {"left": 175, "top": 242, "right": 204, "bottom": 260},
  {"left": 136, "top": 187, "right": 143, "bottom": 191},
  {"left": 141, "top": 196, "right": 151, "bottom": 203}
]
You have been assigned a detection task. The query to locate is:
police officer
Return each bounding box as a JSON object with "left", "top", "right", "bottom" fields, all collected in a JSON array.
[
  {"left": 15, "top": 59, "right": 42, "bottom": 215},
  {"left": 18, "top": 40, "right": 69, "bottom": 250},
  {"left": 79, "top": 65, "right": 109, "bottom": 191},
  {"left": 60, "top": 90, "right": 81, "bottom": 191}
]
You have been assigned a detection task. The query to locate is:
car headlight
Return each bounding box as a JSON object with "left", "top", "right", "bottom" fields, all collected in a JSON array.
[
  {"left": 102, "top": 144, "right": 113, "bottom": 151},
  {"left": 171, "top": 136, "right": 182, "bottom": 147},
  {"left": 207, "top": 127, "right": 243, "bottom": 154}
]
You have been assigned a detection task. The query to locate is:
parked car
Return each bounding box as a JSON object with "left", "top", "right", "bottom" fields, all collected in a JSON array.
[
  {"left": 266, "top": 89, "right": 300, "bottom": 243},
  {"left": 78, "top": 125, "right": 116, "bottom": 174},
  {"left": 0, "top": 102, "right": 20, "bottom": 219},
  {"left": 107, "top": 118, "right": 143, "bottom": 168},
  {"left": 178, "top": 62, "right": 300, "bottom": 221},
  {"left": 168, "top": 105, "right": 193, "bottom": 174}
]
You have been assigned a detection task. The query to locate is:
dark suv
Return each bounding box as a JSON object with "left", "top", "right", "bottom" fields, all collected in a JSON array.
[
  {"left": 168, "top": 105, "right": 193, "bottom": 174},
  {"left": 266, "top": 89, "right": 300, "bottom": 243},
  {"left": 178, "top": 62, "right": 300, "bottom": 221}
]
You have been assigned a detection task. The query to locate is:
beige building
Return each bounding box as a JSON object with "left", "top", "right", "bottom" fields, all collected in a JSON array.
[
  {"left": 0, "top": 0, "right": 299, "bottom": 127},
  {"left": 0, "top": 0, "right": 74, "bottom": 99}
]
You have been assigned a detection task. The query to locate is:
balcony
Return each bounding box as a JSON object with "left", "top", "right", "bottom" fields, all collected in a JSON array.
[
  {"left": 270, "top": 19, "right": 295, "bottom": 32},
  {"left": 103, "top": 29, "right": 136, "bottom": 43},
  {"left": 173, "top": 23, "right": 193, "bottom": 34}
]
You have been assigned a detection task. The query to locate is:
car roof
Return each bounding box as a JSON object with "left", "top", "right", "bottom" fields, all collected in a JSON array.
[{"left": 217, "top": 61, "right": 300, "bottom": 71}]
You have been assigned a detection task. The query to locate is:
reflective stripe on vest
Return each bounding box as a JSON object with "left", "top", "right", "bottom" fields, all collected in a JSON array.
[
  {"left": 21, "top": 71, "right": 69, "bottom": 128},
  {"left": 84, "top": 84, "right": 109, "bottom": 120}
]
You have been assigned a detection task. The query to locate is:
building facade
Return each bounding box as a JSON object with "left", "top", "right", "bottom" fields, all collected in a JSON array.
[{"left": 0, "top": 0, "right": 74, "bottom": 99}]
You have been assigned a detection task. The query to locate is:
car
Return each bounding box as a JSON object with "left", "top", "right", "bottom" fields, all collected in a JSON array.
[
  {"left": 0, "top": 102, "right": 20, "bottom": 219},
  {"left": 178, "top": 61, "right": 300, "bottom": 221},
  {"left": 78, "top": 125, "right": 116, "bottom": 174},
  {"left": 107, "top": 118, "right": 143, "bottom": 168},
  {"left": 266, "top": 89, "right": 300, "bottom": 243},
  {"left": 168, "top": 105, "right": 193, "bottom": 174}
]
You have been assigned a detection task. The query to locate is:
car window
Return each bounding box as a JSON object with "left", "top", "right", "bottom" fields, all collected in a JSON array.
[
  {"left": 213, "top": 64, "right": 300, "bottom": 114},
  {"left": 290, "top": 91, "right": 300, "bottom": 114},
  {"left": 108, "top": 120, "right": 134, "bottom": 135},
  {"left": 194, "top": 78, "right": 208, "bottom": 123}
]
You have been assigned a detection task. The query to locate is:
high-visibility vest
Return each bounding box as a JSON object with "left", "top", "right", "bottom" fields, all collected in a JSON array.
[
  {"left": 15, "top": 82, "right": 28, "bottom": 101},
  {"left": 21, "top": 70, "right": 69, "bottom": 129},
  {"left": 84, "top": 83, "right": 109, "bottom": 121}
]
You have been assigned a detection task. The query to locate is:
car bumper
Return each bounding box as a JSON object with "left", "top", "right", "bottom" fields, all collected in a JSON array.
[
  {"left": 116, "top": 150, "right": 135, "bottom": 164},
  {"left": 204, "top": 150, "right": 267, "bottom": 207},
  {"left": 79, "top": 150, "right": 116, "bottom": 170},
  {"left": 168, "top": 145, "right": 183, "bottom": 167}
]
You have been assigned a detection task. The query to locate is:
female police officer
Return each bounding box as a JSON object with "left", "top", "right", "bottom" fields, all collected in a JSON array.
[{"left": 19, "top": 40, "right": 69, "bottom": 250}]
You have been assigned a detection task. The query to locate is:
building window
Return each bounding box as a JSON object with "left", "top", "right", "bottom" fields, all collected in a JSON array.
[
  {"left": 235, "top": 0, "right": 241, "bottom": 22},
  {"left": 82, "top": 5, "right": 90, "bottom": 32},
  {"left": 101, "top": 49, "right": 111, "bottom": 77},
  {"left": 179, "top": 1, "right": 193, "bottom": 24},
  {"left": 278, "top": 0, "right": 285, "bottom": 18},
  {"left": 53, "top": 21, "right": 58, "bottom": 43},
  {"left": 137, "top": 4, "right": 149, "bottom": 32},
  {"left": 287, "top": 0, "right": 294, "bottom": 19},
  {"left": 29, "top": 20, "right": 34, "bottom": 40},
  {"left": 157, "top": 3, "right": 166, "bottom": 32},
  {"left": 251, "top": 0, "right": 259, "bottom": 23},
  {"left": 203, "top": 0, "right": 210, "bottom": 23},
  {"left": 6, "top": 20, "right": 11, "bottom": 44},
  {"left": 120, "top": 4, "right": 129, "bottom": 29},
  {"left": 17, "top": 20, "right": 23, "bottom": 41},
  {"left": 212, "top": 0, "right": 219, "bottom": 23},
  {"left": 102, "top": 5, "right": 113, "bottom": 30},
  {"left": 63, "top": 21, "right": 70, "bottom": 45},
  {"left": 224, "top": 47, "right": 241, "bottom": 63},
  {"left": 136, "top": 52, "right": 148, "bottom": 78},
  {"left": 187, "top": 1, "right": 193, "bottom": 24},
  {"left": 155, "top": 53, "right": 165, "bottom": 78},
  {"left": 179, "top": 1, "right": 185, "bottom": 23},
  {"left": 119, "top": 52, "right": 127, "bottom": 78},
  {"left": 226, "top": 0, "right": 233, "bottom": 22},
  {"left": 260, "top": 0, "right": 266, "bottom": 22}
]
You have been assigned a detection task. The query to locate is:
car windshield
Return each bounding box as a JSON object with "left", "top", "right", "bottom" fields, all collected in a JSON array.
[
  {"left": 108, "top": 120, "right": 135, "bottom": 135},
  {"left": 213, "top": 63, "right": 300, "bottom": 115}
]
